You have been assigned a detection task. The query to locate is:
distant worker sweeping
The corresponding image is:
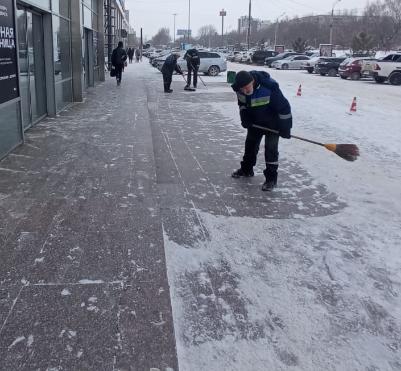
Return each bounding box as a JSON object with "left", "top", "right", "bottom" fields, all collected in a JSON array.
[
  {"left": 231, "top": 70, "right": 293, "bottom": 191},
  {"left": 161, "top": 53, "right": 183, "bottom": 93}
]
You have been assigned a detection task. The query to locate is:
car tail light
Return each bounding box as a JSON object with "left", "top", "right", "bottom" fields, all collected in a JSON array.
[{"left": 373, "top": 64, "right": 381, "bottom": 70}]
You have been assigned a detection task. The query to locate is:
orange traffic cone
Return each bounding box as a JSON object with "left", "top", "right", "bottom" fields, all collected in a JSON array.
[
  {"left": 296, "top": 84, "right": 302, "bottom": 96},
  {"left": 350, "top": 97, "right": 357, "bottom": 113}
]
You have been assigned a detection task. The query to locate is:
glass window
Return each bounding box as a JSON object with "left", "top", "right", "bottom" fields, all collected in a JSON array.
[
  {"left": 0, "top": 102, "right": 22, "bottom": 159},
  {"left": 92, "top": 12, "right": 97, "bottom": 30},
  {"left": 55, "top": 80, "right": 72, "bottom": 111},
  {"left": 52, "top": 0, "right": 70, "bottom": 18},
  {"left": 52, "top": 16, "right": 72, "bottom": 82},
  {"left": 92, "top": 0, "right": 98, "bottom": 13},
  {"left": 25, "top": 0, "right": 50, "bottom": 10},
  {"left": 83, "top": 0, "right": 91, "bottom": 8},
  {"left": 83, "top": 5, "right": 91, "bottom": 28},
  {"left": 93, "top": 32, "right": 98, "bottom": 66}
]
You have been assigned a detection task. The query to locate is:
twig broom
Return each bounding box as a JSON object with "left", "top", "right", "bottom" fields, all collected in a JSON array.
[{"left": 252, "top": 125, "right": 360, "bottom": 162}]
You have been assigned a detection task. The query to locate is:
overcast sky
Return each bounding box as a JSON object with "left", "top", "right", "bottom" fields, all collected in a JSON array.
[{"left": 125, "top": 0, "right": 370, "bottom": 40}]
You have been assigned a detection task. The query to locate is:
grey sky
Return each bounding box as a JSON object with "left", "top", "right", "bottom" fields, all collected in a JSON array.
[{"left": 125, "top": 0, "right": 370, "bottom": 40}]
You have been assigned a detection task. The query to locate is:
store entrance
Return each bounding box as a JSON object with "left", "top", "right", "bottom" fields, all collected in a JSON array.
[{"left": 17, "top": 6, "right": 47, "bottom": 130}]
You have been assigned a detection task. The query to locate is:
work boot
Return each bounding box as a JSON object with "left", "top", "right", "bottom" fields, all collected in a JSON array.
[
  {"left": 231, "top": 168, "right": 254, "bottom": 178},
  {"left": 184, "top": 85, "right": 192, "bottom": 91},
  {"left": 261, "top": 178, "right": 277, "bottom": 191},
  {"left": 262, "top": 168, "right": 278, "bottom": 191},
  {"left": 165, "top": 89, "right": 173, "bottom": 93}
]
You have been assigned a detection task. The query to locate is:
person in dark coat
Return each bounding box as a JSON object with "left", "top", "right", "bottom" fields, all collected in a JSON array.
[
  {"left": 231, "top": 70, "right": 293, "bottom": 191},
  {"left": 183, "top": 48, "right": 200, "bottom": 90},
  {"left": 111, "top": 41, "right": 127, "bottom": 85},
  {"left": 128, "top": 47, "right": 134, "bottom": 63},
  {"left": 161, "top": 53, "right": 183, "bottom": 93}
]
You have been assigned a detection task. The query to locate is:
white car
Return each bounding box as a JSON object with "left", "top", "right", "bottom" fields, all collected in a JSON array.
[
  {"left": 301, "top": 56, "right": 321, "bottom": 73},
  {"left": 274, "top": 55, "right": 310, "bottom": 70},
  {"left": 240, "top": 52, "right": 253, "bottom": 64}
]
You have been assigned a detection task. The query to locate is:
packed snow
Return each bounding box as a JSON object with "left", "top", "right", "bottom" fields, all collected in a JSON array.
[{"left": 163, "top": 62, "right": 401, "bottom": 370}]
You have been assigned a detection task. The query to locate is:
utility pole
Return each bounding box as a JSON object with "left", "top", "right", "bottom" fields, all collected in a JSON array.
[
  {"left": 187, "top": 0, "right": 191, "bottom": 43},
  {"left": 247, "top": 0, "right": 251, "bottom": 50},
  {"left": 140, "top": 27, "right": 143, "bottom": 60},
  {"left": 220, "top": 9, "right": 227, "bottom": 47},
  {"left": 330, "top": 0, "right": 341, "bottom": 45},
  {"left": 173, "top": 13, "right": 177, "bottom": 44},
  {"left": 274, "top": 12, "right": 286, "bottom": 47}
]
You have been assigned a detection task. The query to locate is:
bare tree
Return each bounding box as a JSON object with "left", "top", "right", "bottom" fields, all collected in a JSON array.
[
  {"left": 197, "top": 25, "right": 219, "bottom": 48},
  {"left": 151, "top": 28, "right": 171, "bottom": 47},
  {"left": 364, "top": 0, "right": 401, "bottom": 49}
]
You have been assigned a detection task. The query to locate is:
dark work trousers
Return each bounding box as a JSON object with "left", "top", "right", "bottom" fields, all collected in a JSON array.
[
  {"left": 162, "top": 71, "right": 173, "bottom": 91},
  {"left": 241, "top": 127, "right": 280, "bottom": 178},
  {"left": 186, "top": 63, "right": 199, "bottom": 87},
  {"left": 115, "top": 65, "right": 123, "bottom": 82}
]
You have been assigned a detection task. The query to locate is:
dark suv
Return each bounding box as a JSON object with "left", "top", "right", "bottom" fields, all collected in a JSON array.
[
  {"left": 315, "top": 57, "right": 346, "bottom": 76},
  {"left": 252, "top": 50, "right": 278, "bottom": 65},
  {"left": 265, "top": 52, "right": 302, "bottom": 67}
]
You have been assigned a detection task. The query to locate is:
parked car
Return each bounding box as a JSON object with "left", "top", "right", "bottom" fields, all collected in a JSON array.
[
  {"left": 156, "top": 51, "right": 227, "bottom": 76},
  {"left": 251, "top": 50, "right": 278, "bottom": 65},
  {"left": 240, "top": 51, "right": 253, "bottom": 63},
  {"left": 314, "top": 57, "right": 346, "bottom": 76},
  {"left": 273, "top": 55, "right": 310, "bottom": 70},
  {"left": 301, "top": 56, "right": 321, "bottom": 73},
  {"left": 227, "top": 51, "right": 241, "bottom": 62},
  {"left": 234, "top": 52, "right": 246, "bottom": 63},
  {"left": 338, "top": 57, "right": 376, "bottom": 80},
  {"left": 265, "top": 52, "right": 303, "bottom": 67},
  {"left": 372, "top": 54, "right": 401, "bottom": 85},
  {"left": 361, "top": 59, "right": 378, "bottom": 77}
]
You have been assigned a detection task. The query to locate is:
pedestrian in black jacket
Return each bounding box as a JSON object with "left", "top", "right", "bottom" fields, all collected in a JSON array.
[
  {"left": 128, "top": 48, "right": 134, "bottom": 63},
  {"left": 161, "top": 53, "right": 183, "bottom": 93},
  {"left": 111, "top": 41, "right": 127, "bottom": 85},
  {"left": 183, "top": 48, "right": 200, "bottom": 90},
  {"left": 231, "top": 70, "right": 293, "bottom": 191}
]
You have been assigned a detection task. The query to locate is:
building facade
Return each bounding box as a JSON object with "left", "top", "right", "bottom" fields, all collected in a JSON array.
[
  {"left": 0, "top": 0, "right": 106, "bottom": 159},
  {"left": 104, "top": 0, "right": 129, "bottom": 67}
]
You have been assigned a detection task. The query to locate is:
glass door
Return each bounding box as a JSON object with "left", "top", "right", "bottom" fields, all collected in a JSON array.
[{"left": 17, "top": 7, "right": 47, "bottom": 130}]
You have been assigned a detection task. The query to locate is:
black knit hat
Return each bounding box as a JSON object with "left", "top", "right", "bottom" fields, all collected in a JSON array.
[{"left": 232, "top": 71, "right": 253, "bottom": 90}]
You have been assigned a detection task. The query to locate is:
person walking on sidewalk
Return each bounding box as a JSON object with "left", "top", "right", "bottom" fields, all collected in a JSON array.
[
  {"left": 128, "top": 47, "right": 134, "bottom": 63},
  {"left": 135, "top": 48, "right": 141, "bottom": 63},
  {"left": 111, "top": 41, "right": 127, "bottom": 86},
  {"left": 231, "top": 70, "right": 292, "bottom": 191},
  {"left": 161, "top": 53, "right": 183, "bottom": 93},
  {"left": 183, "top": 48, "right": 200, "bottom": 91}
]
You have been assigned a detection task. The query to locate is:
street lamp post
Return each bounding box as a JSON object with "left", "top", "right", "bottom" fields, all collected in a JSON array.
[
  {"left": 330, "top": 0, "right": 341, "bottom": 45},
  {"left": 173, "top": 13, "right": 177, "bottom": 44},
  {"left": 247, "top": 0, "right": 252, "bottom": 50},
  {"left": 187, "top": 0, "right": 191, "bottom": 43},
  {"left": 220, "top": 9, "right": 227, "bottom": 47},
  {"left": 274, "top": 12, "right": 286, "bottom": 47}
]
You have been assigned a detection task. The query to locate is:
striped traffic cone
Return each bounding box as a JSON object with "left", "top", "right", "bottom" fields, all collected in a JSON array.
[
  {"left": 296, "top": 84, "right": 302, "bottom": 96},
  {"left": 350, "top": 97, "right": 357, "bottom": 113}
]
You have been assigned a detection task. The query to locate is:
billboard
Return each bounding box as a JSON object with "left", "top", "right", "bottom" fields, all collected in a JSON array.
[
  {"left": 274, "top": 45, "right": 285, "bottom": 54},
  {"left": 0, "top": 0, "right": 19, "bottom": 105},
  {"left": 177, "top": 29, "right": 191, "bottom": 36}
]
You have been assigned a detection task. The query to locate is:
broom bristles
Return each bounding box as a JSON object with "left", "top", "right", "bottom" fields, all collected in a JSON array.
[{"left": 324, "top": 144, "right": 360, "bottom": 161}]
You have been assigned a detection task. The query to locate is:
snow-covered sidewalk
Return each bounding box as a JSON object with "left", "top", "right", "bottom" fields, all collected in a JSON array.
[{"left": 160, "top": 62, "right": 401, "bottom": 370}]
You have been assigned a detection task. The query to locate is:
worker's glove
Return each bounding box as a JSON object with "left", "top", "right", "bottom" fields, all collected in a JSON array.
[
  {"left": 279, "top": 126, "right": 291, "bottom": 139},
  {"left": 241, "top": 121, "right": 253, "bottom": 129},
  {"left": 240, "top": 109, "right": 252, "bottom": 129}
]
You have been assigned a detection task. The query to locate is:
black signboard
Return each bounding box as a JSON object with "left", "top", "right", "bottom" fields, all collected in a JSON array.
[{"left": 0, "top": 0, "right": 19, "bottom": 105}]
